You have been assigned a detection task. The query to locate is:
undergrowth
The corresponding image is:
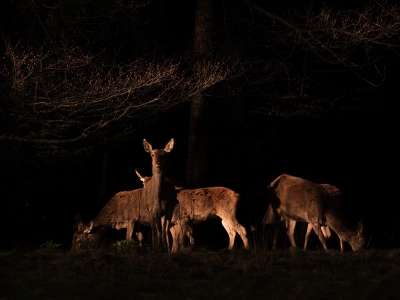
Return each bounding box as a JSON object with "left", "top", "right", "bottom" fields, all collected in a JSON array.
[{"left": 1, "top": 244, "right": 400, "bottom": 299}]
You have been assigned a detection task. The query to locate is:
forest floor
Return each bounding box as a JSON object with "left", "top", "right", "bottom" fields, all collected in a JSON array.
[{"left": 1, "top": 244, "right": 399, "bottom": 300}]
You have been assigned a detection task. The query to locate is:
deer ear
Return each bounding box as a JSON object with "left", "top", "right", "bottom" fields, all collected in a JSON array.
[
  {"left": 143, "top": 139, "right": 152, "bottom": 153},
  {"left": 356, "top": 220, "right": 364, "bottom": 233},
  {"left": 84, "top": 221, "right": 94, "bottom": 233},
  {"left": 164, "top": 138, "right": 174, "bottom": 152},
  {"left": 135, "top": 169, "right": 144, "bottom": 182},
  {"left": 77, "top": 221, "right": 84, "bottom": 231}
]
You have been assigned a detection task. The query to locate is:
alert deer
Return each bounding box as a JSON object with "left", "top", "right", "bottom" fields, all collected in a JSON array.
[
  {"left": 142, "top": 138, "right": 175, "bottom": 251},
  {"left": 71, "top": 188, "right": 150, "bottom": 250},
  {"left": 267, "top": 174, "right": 364, "bottom": 251},
  {"left": 135, "top": 169, "right": 195, "bottom": 249},
  {"left": 263, "top": 183, "right": 345, "bottom": 251},
  {"left": 170, "top": 186, "right": 249, "bottom": 253}
]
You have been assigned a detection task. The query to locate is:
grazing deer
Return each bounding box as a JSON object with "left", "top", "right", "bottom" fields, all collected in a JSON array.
[
  {"left": 71, "top": 188, "right": 150, "bottom": 250},
  {"left": 142, "top": 138, "right": 175, "bottom": 251},
  {"left": 263, "top": 183, "right": 345, "bottom": 251},
  {"left": 267, "top": 174, "right": 364, "bottom": 251},
  {"left": 170, "top": 186, "right": 249, "bottom": 252}
]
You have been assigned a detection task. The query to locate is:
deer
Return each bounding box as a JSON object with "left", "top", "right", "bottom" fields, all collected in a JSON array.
[
  {"left": 267, "top": 174, "right": 364, "bottom": 252},
  {"left": 135, "top": 169, "right": 195, "bottom": 249},
  {"left": 136, "top": 169, "right": 249, "bottom": 252},
  {"left": 169, "top": 186, "right": 249, "bottom": 252},
  {"left": 142, "top": 138, "right": 175, "bottom": 251},
  {"left": 72, "top": 138, "right": 175, "bottom": 251},
  {"left": 263, "top": 183, "right": 345, "bottom": 251},
  {"left": 71, "top": 188, "right": 151, "bottom": 251}
]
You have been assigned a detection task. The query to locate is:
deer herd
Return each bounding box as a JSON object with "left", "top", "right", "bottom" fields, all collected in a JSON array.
[{"left": 72, "top": 138, "right": 365, "bottom": 252}]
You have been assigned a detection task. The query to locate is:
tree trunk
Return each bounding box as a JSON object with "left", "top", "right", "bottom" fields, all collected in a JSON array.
[{"left": 186, "top": 0, "right": 214, "bottom": 187}]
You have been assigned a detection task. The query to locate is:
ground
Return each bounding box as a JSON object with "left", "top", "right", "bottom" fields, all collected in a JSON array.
[{"left": 1, "top": 246, "right": 399, "bottom": 299}]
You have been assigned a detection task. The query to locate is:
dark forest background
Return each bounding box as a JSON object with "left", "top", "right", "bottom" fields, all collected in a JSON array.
[{"left": 1, "top": 0, "right": 400, "bottom": 251}]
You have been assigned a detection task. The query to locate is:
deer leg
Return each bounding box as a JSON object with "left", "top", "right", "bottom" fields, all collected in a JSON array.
[
  {"left": 156, "top": 215, "right": 164, "bottom": 249},
  {"left": 185, "top": 224, "right": 195, "bottom": 247},
  {"left": 169, "top": 224, "right": 178, "bottom": 253},
  {"left": 221, "top": 219, "right": 236, "bottom": 249},
  {"left": 311, "top": 222, "right": 328, "bottom": 250},
  {"left": 135, "top": 232, "right": 143, "bottom": 244},
  {"left": 321, "top": 226, "right": 331, "bottom": 238},
  {"left": 161, "top": 215, "right": 170, "bottom": 252},
  {"left": 126, "top": 221, "right": 135, "bottom": 249},
  {"left": 304, "top": 223, "right": 313, "bottom": 250},
  {"left": 339, "top": 236, "right": 344, "bottom": 252},
  {"left": 151, "top": 219, "right": 156, "bottom": 246},
  {"left": 163, "top": 216, "right": 171, "bottom": 252},
  {"left": 151, "top": 216, "right": 160, "bottom": 248},
  {"left": 272, "top": 208, "right": 281, "bottom": 250},
  {"left": 233, "top": 222, "right": 249, "bottom": 249},
  {"left": 286, "top": 219, "right": 297, "bottom": 248},
  {"left": 180, "top": 222, "right": 189, "bottom": 249},
  {"left": 170, "top": 223, "right": 185, "bottom": 253}
]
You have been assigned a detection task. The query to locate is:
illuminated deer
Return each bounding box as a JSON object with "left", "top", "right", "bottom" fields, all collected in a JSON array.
[
  {"left": 267, "top": 174, "right": 364, "bottom": 251},
  {"left": 170, "top": 186, "right": 249, "bottom": 252},
  {"left": 71, "top": 188, "right": 150, "bottom": 250},
  {"left": 142, "top": 138, "right": 175, "bottom": 251},
  {"left": 263, "top": 183, "right": 345, "bottom": 251},
  {"left": 72, "top": 138, "right": 175, "bottom": 251},
  {"left": 135, "top": 169, "right": 195, "bottom": 249}
]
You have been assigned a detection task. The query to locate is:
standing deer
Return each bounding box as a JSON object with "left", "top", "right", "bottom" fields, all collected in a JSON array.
[
  {"left": 142, "top": 138, "right": 175, "bottom": 251},
  {"left": 170, "top": 186, "right": 249, "bottom": 253},
  {"left": 135, "top": 169, "right": 195, "bottom": 249},
  {"left": 263, "top": 183, "right": 345, "bottom": 251},
  {"left": 71, "top": 188, "right": 150, "bottom": 250},
  {"left": 267, "top": 174, "right": 364, "bottom": 251}
]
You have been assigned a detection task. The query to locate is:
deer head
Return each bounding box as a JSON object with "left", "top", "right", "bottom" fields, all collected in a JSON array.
[
  {"left": 350, "top": 220, "right": 365, "bottom": 251},
  {"left": 143, "top": 138, "right": 174, "bottom": 173},
  {"left": 135, "top": 168, "right": 151, "bottom": 187},
  {"left": 71, "top": 221, "right": 99, "bottom": 250}
]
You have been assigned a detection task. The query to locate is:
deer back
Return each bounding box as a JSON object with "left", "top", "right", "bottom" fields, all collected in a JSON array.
[
  {"left": 172, "top": 187, "right": 239, "bottom": 223},
  {"left": 90, "top": 189, "right": 147, "bottom": 228},
  {"left": 268, "top": 174, "right": 330, "bottom": 224},
  {"left": 321, "top": 183, "right": 343, "bottom": 206}
]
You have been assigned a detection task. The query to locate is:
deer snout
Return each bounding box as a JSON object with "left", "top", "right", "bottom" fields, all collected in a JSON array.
[{"left": 154, "top": 158, "right": 164, "bottom": 167}]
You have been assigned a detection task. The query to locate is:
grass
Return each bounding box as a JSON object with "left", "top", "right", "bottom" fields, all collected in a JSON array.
[{"left": 1, "top": 244, "right": 400, "bottom": 300}]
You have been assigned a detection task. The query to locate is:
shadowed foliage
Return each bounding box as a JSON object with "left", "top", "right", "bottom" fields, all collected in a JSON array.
[{"left": 1, "top": 247, "right": 400, "bottom": 299}]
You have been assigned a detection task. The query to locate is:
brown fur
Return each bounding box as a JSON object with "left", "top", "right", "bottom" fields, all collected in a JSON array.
[
  {"left": 142, "top": 138, "right": 175, "bottom": 251},
  {"left": 170, "top": 187, "right": 249, "bottom": 252},
  {"left": 71, "top": 188, "right": 150, "bottom": 250},
  {"left": 262, "top": 183, "right": 345, "bottom": 250},
  {"left": 267, "top": 174, "right": 364, "bottom": 251},
  {"left": 136, "top": 169, "right": 195, "bottom": 249}
]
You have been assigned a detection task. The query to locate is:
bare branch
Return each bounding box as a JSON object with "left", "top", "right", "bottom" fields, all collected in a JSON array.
[{"left": 0, "top": 39, "right": 234, "bottom": 144}]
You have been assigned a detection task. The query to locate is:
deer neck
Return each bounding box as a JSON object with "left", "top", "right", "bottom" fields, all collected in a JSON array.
[
  {"left": 151, "top": 165, "right": 164, "bottom": 183},
  {"left": 325, "top": 210, "right": 358, "bottom": 247},
  {"left": 143, "top": 166, "right": 164, "bottom": 200}
]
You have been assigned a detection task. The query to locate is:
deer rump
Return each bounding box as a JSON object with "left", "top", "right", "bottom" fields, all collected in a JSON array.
[
  {"left": 266, "top": 174, "right": 364, "bottom": 251},
  {"left": 169, "top": 187, "right": 249, "bottom": 252},
  {"left": 71, "top": 189, "right": 151, "bottom": 250}
]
